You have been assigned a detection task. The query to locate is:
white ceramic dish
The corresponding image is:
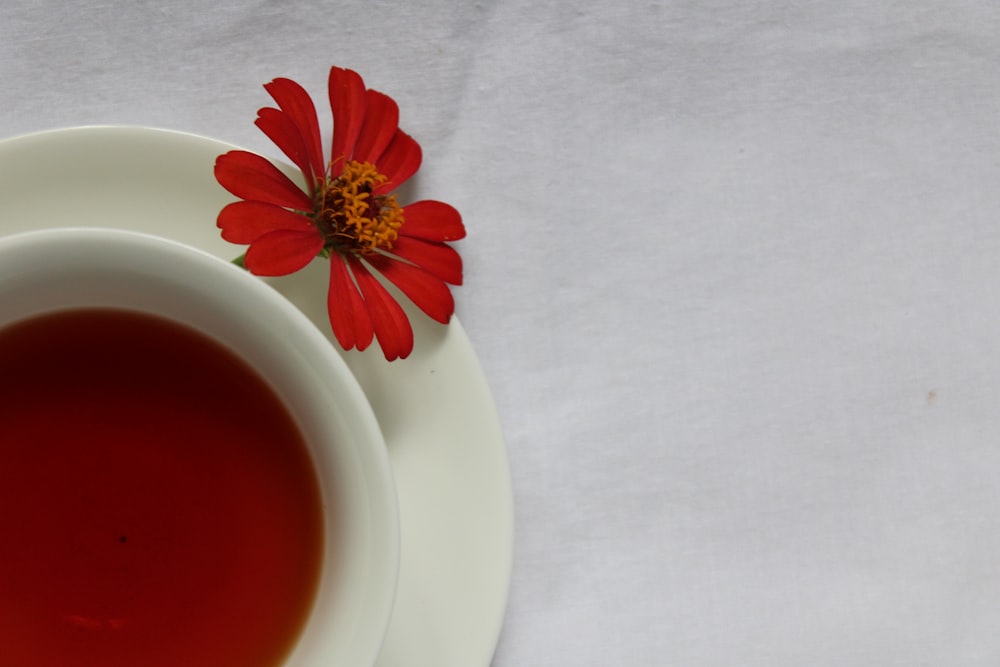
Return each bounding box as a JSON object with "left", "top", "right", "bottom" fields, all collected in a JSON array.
[{"left": 0, "top": 126, "right": 513, "bottom": 667}]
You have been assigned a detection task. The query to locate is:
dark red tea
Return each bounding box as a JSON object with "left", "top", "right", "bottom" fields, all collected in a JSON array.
[{"left": 0, "top": 309, "right": 324, "bottom": 667}]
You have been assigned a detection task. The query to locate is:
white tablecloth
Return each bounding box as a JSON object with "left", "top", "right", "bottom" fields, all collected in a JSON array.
[{"left": 5, "top": 2, "right": 1000, "bottom": 665}]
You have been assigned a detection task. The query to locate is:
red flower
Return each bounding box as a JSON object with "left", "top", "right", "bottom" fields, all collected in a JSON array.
[{"left": 214, "top": 66, "right": 465, "bottom": 361}]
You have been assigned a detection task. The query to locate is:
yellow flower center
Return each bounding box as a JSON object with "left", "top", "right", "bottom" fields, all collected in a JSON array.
[{"left": 314, "top": 160, "right": 404, "bottom": 254}]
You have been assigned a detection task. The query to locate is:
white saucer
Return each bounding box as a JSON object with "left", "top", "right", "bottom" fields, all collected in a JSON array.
[{"left": 0, "top": 126, "right": 513, "bottom": 667}]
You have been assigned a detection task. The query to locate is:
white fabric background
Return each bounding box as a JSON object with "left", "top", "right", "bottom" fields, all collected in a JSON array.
[{"left": 5, "top": 1, "right": 1000, "bottom": 665}]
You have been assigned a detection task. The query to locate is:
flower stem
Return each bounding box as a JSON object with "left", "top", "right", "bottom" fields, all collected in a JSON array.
[{"left": 231, "top": 253, "right": 247, "bottom": 269}]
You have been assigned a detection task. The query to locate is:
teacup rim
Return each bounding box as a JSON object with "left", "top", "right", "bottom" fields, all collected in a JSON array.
[{"left": 0, "top": 226, "right": 401, "bottom": 667}]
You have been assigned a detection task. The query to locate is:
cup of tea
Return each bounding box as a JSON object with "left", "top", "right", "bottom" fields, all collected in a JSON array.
[{"left": 0, "top": 228, "right": 399, "bottom": 666}]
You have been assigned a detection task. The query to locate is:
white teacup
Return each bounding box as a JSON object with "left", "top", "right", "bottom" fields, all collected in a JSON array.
[{"left": 0, "top": 228, "right": 399, "bottom": 666}]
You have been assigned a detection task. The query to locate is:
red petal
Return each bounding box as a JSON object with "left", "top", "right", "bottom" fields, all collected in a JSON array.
[
  {"left": 327, "top": 254, "right": 374, "bottom": 352},
  {"left": 353, "top": 90, "right": 399, "bottom": 166},
  {"left": 366, "top": 255, "right": 455, "bottom": 324},
  {"left": 348, "top": 257, "right": 414, "bottom": 361},
  {"left": 374, "top": 130, "right": 421, "bottom": 194},
  {"left": 328, "top": 66, "right": 367, "bottom": 176},
  {"left": 243, "top": 230, "right": 324, "bottom": 276},
  {"left": 264, "top": 77, "right": 325, "bottom": 186},
  {"left": 255, "top": 107, "right": 315, "bottom": 192},
  {"left": 217, "top": 201, "right": 316, "bottom": 244},
  {"left": 215, "top": 151, "right": 313, "bottom": 211},
  {"left": 399, "top": 200, "right": 466, "bottom": 242},
  {"left": 386, "top": 236, "right": 462, "bottom": 285}
]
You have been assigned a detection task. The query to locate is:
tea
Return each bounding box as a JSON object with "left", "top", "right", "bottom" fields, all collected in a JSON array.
[{"left": 0, "top": 309, "right": 324, "bottom": 666}]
